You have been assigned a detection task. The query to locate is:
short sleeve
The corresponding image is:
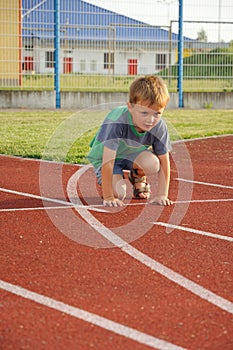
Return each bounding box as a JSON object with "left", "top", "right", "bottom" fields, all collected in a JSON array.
[
  {"left": 96, "top": 121, "right": 123, "bottom": 151},
  {"left": 151, "top": 119, "right": 172, "bottom": 155}
]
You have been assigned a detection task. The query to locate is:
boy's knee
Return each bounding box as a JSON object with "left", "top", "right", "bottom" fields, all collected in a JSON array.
[
  {"left": 135, "top": 151, "right": 160, "bottom": 175},
  {"left": 145, "top": 156, "right": 160, "bottom": 175}
]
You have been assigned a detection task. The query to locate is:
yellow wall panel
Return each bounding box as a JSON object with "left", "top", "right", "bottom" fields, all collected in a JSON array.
[{"left": 0, "top": 0, "right": 21, "bottom": 85}]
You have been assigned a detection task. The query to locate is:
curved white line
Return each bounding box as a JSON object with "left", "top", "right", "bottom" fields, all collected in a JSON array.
[{"left": 67, "top": 166, "right": 233, "bottom": 315}]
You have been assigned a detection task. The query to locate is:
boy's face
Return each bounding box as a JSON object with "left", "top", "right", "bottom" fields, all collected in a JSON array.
[{"left": 127, "top": 100, "right": 165, "bottom": 133}]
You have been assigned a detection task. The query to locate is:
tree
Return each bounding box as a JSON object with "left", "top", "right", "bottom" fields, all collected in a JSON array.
[{"left": 197, "top": 28, "right": 208, "bottom": 42}]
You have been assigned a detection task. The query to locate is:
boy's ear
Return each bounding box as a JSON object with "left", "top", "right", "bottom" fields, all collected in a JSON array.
[{"left": 127, "top": 102, "right": 133, "bottom": 111}]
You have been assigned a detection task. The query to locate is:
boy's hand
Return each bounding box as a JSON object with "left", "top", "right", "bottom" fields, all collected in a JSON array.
[
  {"left": 103, "top": 197, "right": 125, "bottom": 207},
  {"left": 150, "top": 195, "right": 173, "bottom": 206}
]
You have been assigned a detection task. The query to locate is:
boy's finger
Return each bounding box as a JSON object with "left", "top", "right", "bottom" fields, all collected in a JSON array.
[{"left": 103, "top": 199, "right": 124, "bottom": 207}]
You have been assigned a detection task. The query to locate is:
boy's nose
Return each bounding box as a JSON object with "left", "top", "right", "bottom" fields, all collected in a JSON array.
[{"left": 147, "top": 114, "right": 155, "bottom": 122}]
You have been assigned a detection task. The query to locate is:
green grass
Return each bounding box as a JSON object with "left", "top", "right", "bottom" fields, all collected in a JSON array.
[
  {"left": 4, "top": 74, "right": 232, "bottom": 92},
  {"left": 0, "top": 109, "right": 232, "bottom": 164}
]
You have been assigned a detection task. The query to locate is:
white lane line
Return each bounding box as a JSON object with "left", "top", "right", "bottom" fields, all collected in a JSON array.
[
  {"left": 0, "top": 187, "right": 68, "bottom": 204},
  {"left": 67, "top": 166, "right": 233, "bottom": 315},
  {"left": 0, "top": 187, "right": 107, "bottom": 213},
  {"left": 153, "top": 222, "right": 233, "bottom": 242},
  {"left": 176, "top": 178, "right": 233, "bottom": 190},
  {"left": 0, "top": 280, "right": 186, "bottom": 350},
  {"left": 0, "top": 206, "right": 74, "bottom": 212}
]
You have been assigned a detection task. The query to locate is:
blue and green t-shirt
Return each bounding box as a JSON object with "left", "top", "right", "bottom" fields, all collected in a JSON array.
[{"left": 87, "top": 105, "right": 171, "bottom": 169}]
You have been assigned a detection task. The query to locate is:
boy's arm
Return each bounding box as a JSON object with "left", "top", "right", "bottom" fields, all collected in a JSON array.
[
  {"left": 102, "top": 146, "right": 124, "bottom": 206},
  {"left": 152, "top": 152, "right": 173, "bottom": 206}
]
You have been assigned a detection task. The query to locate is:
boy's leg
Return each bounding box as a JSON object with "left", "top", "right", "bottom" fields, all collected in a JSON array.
[
  {"left": 112, "top": 174, "right": 127, "bottom": 200},
  {"left": 133, "top": 150, "right": 160, "bottom": 175},
  {"left": 95, "top": 161, "right": 127, "bottom": 200},
  {"left": 131, "top": 151, "right": 160, "bottom": 199}
]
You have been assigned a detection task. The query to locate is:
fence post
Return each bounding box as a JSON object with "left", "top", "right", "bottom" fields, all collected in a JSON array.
[
  {"left": 54, "top": 0, "right": 60, "bottom": 108},
  {"left": 178, "top": 0, "right": 183, "bottom": 107}
]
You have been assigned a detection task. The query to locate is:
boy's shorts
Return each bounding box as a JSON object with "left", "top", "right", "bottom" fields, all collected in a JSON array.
[{"left": 95, "top": 153, "right": 140, "bottom": 185}]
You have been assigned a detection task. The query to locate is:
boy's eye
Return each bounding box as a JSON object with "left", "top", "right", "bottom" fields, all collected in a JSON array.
[
  {"left": 132, "top": 104, "right": 162, "bottom": 118},
  {"left": 141, "top": 111, "right": 160, "bottom": 118}
]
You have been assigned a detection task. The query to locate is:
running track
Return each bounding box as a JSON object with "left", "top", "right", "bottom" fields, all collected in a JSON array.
[{"left": 0, "top": 135, "right": 233, "bottom": 350}]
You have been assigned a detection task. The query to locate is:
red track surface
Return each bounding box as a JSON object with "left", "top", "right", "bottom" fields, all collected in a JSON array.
[{"left": 1, "top": 136, "right": 233, "bottom": 350}]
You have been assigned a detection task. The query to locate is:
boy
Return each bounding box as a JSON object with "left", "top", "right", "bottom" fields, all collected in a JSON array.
[{"left": 87, "top": 75, "right": 173, "bottom": 207}]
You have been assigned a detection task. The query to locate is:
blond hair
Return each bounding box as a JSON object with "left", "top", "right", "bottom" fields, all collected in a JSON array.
[{"left": 129, "top": 75, "right": 169, "bottom": 108}]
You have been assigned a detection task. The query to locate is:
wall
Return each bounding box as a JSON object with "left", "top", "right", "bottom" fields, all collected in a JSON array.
[
  {"left": 0, "top": 90, "right": 232, "bottom": 109},
  {"left": 0, "top": 90, "right": 55, "bottom": 109},
  {"left": 184, "top": 92, "right": 233, "bottom": 109}
]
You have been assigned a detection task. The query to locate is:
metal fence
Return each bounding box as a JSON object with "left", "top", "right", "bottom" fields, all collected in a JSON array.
[{"left": 0, "top": 0, "right": 232, "bottom": 95}]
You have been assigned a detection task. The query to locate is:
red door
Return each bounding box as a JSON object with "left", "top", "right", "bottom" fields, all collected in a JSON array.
[
  {"left": 128, "top": 59, "right": 137, "bottom": 75},
  {"left": 63, "top": 57, "right": 73, "bottom": 73},
  {"left": 24, "top": 56, "right": 34, "bottom": 71}
]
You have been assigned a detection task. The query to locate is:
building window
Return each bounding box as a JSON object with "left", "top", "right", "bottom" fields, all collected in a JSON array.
[
  {"left": 45, "top": 51, "right": 54, "bottom": 68},
  {"left": 104, "top": 52, "right": 114, "bottom": 69},
  {"left": 24, "top": 37, "right": 34, "bottom": 50},
  {"left": 156, "top": 54, "right": 166, "bottom": 70},
  {"left": 90, "top": 60, "right": 97, "bottom": 71},
  {"left": 80, "top": 59, "right": 86, "bottom": 71}
]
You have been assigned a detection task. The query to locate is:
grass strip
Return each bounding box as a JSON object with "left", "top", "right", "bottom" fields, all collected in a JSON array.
[{"left": 1, "top": 109, "right": 232, "bottom": 164}]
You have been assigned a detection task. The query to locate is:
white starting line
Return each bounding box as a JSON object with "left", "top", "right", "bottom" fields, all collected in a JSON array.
[{"left": 1, "top": 186, "right": 232, "bottom": 213}]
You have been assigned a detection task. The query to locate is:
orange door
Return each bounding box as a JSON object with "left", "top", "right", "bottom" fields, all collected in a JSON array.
[
  {"left": 24, "top": 56, "right": 34, "bottom": 71},
  {"left": 63, "top": 57, "right": 73, "bottom": 73},
  {"left": 128, "top": 59, "right": 137, "bottom": 75}
]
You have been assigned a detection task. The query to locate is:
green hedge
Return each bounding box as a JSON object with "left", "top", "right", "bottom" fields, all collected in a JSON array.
[{"left": 160, "top": 47, "right": 233, "bottom": 78}]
